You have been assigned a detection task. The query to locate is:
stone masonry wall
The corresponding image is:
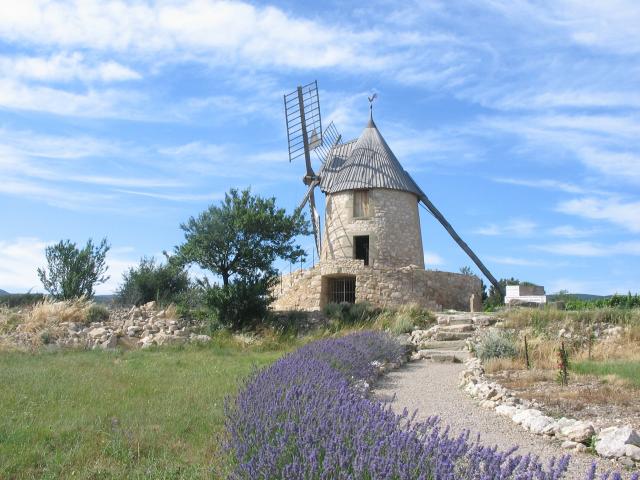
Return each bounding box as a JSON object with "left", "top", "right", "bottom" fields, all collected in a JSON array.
[
  {"left": 271, "top": 262, "right": 481, "bottom": 312},
  {"left": 321, "top": 189, "right": 424, "bottom": 269}
]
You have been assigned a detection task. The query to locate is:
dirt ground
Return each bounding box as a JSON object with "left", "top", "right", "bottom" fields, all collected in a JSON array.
[{"left": 488, "top": 369, "right": 640, "bottom": 432}]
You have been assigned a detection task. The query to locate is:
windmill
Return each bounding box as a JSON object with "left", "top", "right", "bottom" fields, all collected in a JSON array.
[{"left": 283, "top": 81, "right": 503, "bottom": 297}]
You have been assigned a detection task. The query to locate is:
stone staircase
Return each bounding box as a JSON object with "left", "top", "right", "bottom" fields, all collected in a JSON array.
[{"left": 409, "top": 312, "right": 497, "bottom": 363}]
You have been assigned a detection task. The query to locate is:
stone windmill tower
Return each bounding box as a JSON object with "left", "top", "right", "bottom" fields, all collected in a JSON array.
[
  {"left": 276, "top": 82, "right": 499, "bottom": 311},
  {"left": 319, "top": 112, "right": 425, "bottom": 270}
]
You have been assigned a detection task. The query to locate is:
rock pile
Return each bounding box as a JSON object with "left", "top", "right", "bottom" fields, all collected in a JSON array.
[
  {"left": 459, "top": 356, "right": 640, "bottom": 466},
  {"left": 4, "top": 301, "right": 210, "bottom": 350}
]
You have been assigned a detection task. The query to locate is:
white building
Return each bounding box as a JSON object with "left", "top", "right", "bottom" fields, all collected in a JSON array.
[{"left": 504, "top": 285, "right": 547, "bottom": 306}]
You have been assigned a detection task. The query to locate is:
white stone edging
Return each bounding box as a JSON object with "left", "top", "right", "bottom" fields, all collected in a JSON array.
[{"left": 459, "top": 356, "right": 640, "bottom": 468}]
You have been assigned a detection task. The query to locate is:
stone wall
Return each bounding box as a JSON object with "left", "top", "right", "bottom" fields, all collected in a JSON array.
[
  {"left": 271, "top": 262, "right": 481, "bottom": 312},
  {"left": 321, "top": 189, "right": 424, "bottom": 269}
]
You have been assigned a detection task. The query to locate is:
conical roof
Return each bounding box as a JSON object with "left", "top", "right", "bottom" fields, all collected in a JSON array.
[{"left": 319, "top": 116, "right": 424, "bottom": 197}]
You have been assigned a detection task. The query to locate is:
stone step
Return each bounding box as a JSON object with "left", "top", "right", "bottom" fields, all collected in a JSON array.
[
  {"left": 439, "top": 324, "right": 474, "bottom": 333},
  {"left": 419, "top": 351, "right": 466, "bottom": 363},
  {"left": 437, "top": 314, "right": 474, "bottom": 326},
  {"left": 434, "top": 331, "right": 475, "bottom": 341},
  {"left": 418, "top": 340, "right": 467, "bottom": 351}
]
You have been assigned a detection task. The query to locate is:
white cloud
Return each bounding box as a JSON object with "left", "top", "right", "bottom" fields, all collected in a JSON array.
[
  {"left": 486, "top": 256, "right": 551, "bottom": 267},
  {"left": 0, "top": 127, "right": 117, "bottom": 159},
  {"left": 556, "top": 197, "right": 640, "bottom": 233},
  {"left": 424, "top": 251, "right": 445, "bottom": 266},
  {"left": 117, "top": 189, "right": 224, "bottom": 202},
  {"left": 548, "top": 225, "right": 595, "bottom": 239},
  {"left": 474, "top": 218, "right": 537, "bottom": 237},
  {"left": 0, "top": 1, "right": 389, "bottom": 71},
  {"left": 0, "top": 237, "right": 49, "bottom": 293},
  {"left": 0, "top": 78, "right": 143, "bottom": 118},
  {"left": 0, "top": 237, "right": 136, "bottom": 294},
  {"left": 535, "top": 241, "right": 640, "bottom": 257},
  {"left": 491, "top": 177, "right": 595, "bottom": 195},
  {"left": 483, "top": 114, "right": 640, "bottom": 184},
  {"left": 0, "top": 52, "right": 140, "bottom": 83}
]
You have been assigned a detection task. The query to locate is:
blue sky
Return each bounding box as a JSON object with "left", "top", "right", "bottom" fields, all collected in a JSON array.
[{"left": 1, "top": 0, "right": 639, "bottom": 295}]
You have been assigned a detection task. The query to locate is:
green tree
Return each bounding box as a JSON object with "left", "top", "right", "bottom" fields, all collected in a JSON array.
[
  {"left": 117, "top": 255, "right": 189, "bottom": 306},
  {"left": 459, "top": 266, "right": 474, "bottom": 276},
  {"left": 484, "top": 277, "right": 521, "bottom": 309},
  {"left": 37, "top": 238, "right": 110, "bottom": 300},
  {"left": 176, "top": 188, "right": 309, "bottom": 329}
]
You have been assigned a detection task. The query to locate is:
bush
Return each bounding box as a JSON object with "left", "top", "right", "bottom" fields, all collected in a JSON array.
[
  {"left": 37, "top": 238, "right": 110, "bottom": 300},
  {"left": 372, "top": 304, "right": 435, "bottom": 335},
  {"left": 205, "top": 278, "right": 273, "bottom": 331},
  {"left": 476, "top": 329, "right": 518, "bottom": 361},
  {"left": 85, "top": 304, "right": 110, "bottom": 323},
  {"left": 224, "top": 331, "right": 625, "bottom": 479},
  {"left": 117, "top": 256, "right": 189, "bottom": 306},
  {"left": 323, "top": 302, "right": 377, "bottom": 325}
]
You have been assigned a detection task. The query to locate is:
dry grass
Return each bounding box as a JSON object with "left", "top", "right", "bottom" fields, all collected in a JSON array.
[
  {"left": 164, "top": 303, "right": 178, "bottom": 319},
  {"left": 484, "top": 357, "right": 526, "bottom": 374},
  {"left": 21, "top": 298, "right": 91, "bottom": 333},
  {"left": 501, "top": 306, "right": 640, "bottom": 330}
]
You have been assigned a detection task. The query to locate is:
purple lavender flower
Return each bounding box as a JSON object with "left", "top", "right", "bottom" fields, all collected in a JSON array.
[{"left": 224, "top": 331, "right": 638, "bottom": 479}]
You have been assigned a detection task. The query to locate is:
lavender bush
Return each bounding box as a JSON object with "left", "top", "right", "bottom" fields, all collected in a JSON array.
[{"left": 225, "top": 331, "right": 639, "bottom": 480}]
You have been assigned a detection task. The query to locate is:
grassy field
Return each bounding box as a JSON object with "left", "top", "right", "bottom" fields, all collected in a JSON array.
[
  {"left": 572, "top": 360, "right": 640, "bottom": 388},
  {"left": 0, "top": 342, "right": 286, "bottom": 479}
]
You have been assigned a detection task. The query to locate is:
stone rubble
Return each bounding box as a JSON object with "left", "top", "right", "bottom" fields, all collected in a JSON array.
[{"left": 4, "top": 301, "right": 211, "bottom": 350}]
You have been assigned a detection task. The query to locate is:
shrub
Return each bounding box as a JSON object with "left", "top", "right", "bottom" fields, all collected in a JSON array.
[
  {"left": 371, "top": 304, "right": 435, "bottom": 335},
  {"left": 224, "top": 331, "right": 629, "bottom": 479},
  {"left": 323, "top": 302, "right": 377, "bottom": 325},
  {"left": 37, "top": 238, "right": 110, "bottom": 300},
  {"left": 205, "top": 278, "right": 273, "bottom": 331},
  {"left": 85, "top": 304, "right": 110, "bottom": 324},
  {"left": 117, "top": 256, "right": 189, "bottom": 306},
  {"left": 476, "top": 329, "right": 518, "bottom": 361}
]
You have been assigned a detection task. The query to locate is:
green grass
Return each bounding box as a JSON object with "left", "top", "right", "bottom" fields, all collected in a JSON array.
[
  {"left": 572, "top": 360, "right": 640, "bottom": 388},
  {"left": 0, "top": 342, "right": 286, "bottom": 479}
]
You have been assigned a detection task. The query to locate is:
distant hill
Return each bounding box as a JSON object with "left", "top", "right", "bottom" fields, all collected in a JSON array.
[
  {"left": 547, "top": 293, "right": 610, "bottom": 301},
  {"left": 94, "top": 294, "right": 116, "bottom": 304},
  {"left": 0, "top": 289, "right": 9, "bottom": 295}
]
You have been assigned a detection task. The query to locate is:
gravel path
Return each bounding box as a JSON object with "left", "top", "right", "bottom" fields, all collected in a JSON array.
[{"left": 374, "top": 359, "right": 608, "bottom": 480}]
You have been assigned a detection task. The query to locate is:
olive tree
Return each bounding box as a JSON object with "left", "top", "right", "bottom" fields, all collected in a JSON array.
[
  {"left": 38, "top": 238, "right": 110, "bottom": 300},
  {"left": 176, "top": 188, "right": 309, "bottom": 329}
]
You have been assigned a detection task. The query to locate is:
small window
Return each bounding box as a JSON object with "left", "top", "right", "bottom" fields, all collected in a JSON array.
[
  {"left": 354, "top": 235, "right": 370, "bottom": 266},
  {"left": 353, "top": 190, "right": 370, "bottom": 218}
]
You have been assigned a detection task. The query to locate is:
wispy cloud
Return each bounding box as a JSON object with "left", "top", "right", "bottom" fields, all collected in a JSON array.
[
  {"left": 424, "top": 251, "right": 445, "bottom": 266},
  {"left": 556, "top": 197, "right": 640, "bottom": 233},
  {"left": 535, "top": 241, "right": 640, "bottom": 257},
  {"left": 118, "top": 189, "right": 224, "bottom": 203},
  {"left": 0, "top": 78, "right": 145, "bottom": 118},
  {"left": 482, "top": 114, "right": 640, "bottom": 184},
  {"left": 474, "top": 218, "right": 537, "bottom": 237},
  {"left": 491, "top": 177, "right": 606, "bottom": 195},
  {"left": 548, "top": 225, "right": 596, "bottom": 239},
  {"left": 0, "top": 52, "right": 140, "bottom": 83},
  {"left": 486, "top": 256, "right": 553, "bottom": 267}
]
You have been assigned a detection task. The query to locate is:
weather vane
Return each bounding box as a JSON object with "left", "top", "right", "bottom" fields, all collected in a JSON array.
[{"left": 368, "top": 92, "right": 378, "bottom": 117}]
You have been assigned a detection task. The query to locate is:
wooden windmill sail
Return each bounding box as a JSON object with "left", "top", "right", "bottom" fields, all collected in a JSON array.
[{"left": 283, "top": 81, "right": 503, "bottom": 297}]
